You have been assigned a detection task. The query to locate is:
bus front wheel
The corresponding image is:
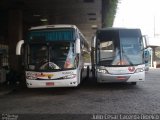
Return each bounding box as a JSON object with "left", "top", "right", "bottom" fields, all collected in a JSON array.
[
  {"left": 86, "top": 66, "right": 90, "bottom": 80},
  {"left": 78, "top": 70, "right": 83, "bottom": 85}
]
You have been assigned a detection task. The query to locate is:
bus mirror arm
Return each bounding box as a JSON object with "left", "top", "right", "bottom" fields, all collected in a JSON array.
[{"left": 16, "top": 40, "right": 24, "bottom": 55}]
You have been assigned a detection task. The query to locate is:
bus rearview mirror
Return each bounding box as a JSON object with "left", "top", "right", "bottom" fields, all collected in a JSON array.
[
  {"left": 76, "top": 39, "right": 81, "bottom": 54},
  {"left": 16, "top": 40, "right": 24, "bottom": 55},
  {"left": 91, "top": 36, "right": 96, "bottom": 48},
  {"left": 142, "top": 35, "right": 149, "bottom": 49}
]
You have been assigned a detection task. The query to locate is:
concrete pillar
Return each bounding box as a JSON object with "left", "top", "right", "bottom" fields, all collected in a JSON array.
[{"left": 8, "top": 9, "right": 23, "bottom": 71}]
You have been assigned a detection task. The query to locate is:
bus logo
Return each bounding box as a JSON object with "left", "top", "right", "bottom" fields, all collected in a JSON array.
[
  {"left": 128, "top": 67, "right": 135, "bottom": 72},
  {"left": 36, "top": 73, "right": 54, "bottom": 78}
]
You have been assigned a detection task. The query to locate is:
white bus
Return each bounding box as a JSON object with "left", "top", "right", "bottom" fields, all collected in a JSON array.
[
  {"left": 91, "top": 28, "right": 146, "bottom": 85},
  {"left": 16, "top": 25, "right": 90, "bottom": 88}
]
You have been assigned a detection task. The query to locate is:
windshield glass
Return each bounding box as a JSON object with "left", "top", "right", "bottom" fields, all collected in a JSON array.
[
  {"left": 98, "top": 39, "right": 121, "bottom": 66},
  {"left": 119, "top": 37, "right": 143, "bottom": 65},
  {"left": 28, "top": 42, "right": 77, "bottom": 70},
  {"left": 97, "top": 30, "right": 143, "bottom": 66}
]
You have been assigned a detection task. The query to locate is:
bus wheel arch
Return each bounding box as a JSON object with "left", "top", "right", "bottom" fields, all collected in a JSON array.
[
  {"left": 131, "top": 82, "right": 137, "bottom": 85},
  {"left": 78, "top": 69, "right": 83, "bottom": 85}
]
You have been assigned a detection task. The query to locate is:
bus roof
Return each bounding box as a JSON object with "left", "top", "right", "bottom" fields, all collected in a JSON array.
[
  {"left": 97, "top": 27, "right": 142, "bottom": 38},
  {"left": 30, "top": 24, "right": 78, "bottom": 30},
  {"left": 97, "top": 27, "right": 141, "bottom": 31}
]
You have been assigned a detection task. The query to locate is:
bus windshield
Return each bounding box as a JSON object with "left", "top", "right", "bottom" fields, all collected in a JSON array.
[
  {"left": 98, "top": 30, "right": 143, "bottom": 66},
  {"left": 27, "top": 42, "right": 77, "bottom": 70},
  {"left": 119, "top": 37, "right": 143, "bottom": 65}
]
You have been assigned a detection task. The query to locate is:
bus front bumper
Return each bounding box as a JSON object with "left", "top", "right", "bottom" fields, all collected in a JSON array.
[
  {"left": 97, "top": 72, "right": 145, "bottom": 83},
  {"left": 26, "top": 78, "right": 78, "bottom": 88}
]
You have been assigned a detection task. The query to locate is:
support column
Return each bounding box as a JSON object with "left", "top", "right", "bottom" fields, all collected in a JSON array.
[{"left": 8, "top": 9, "right": 23, "bottom": 71}]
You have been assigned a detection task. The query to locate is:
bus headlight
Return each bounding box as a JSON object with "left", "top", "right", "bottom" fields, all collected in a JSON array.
[
  {"left": 26, "top": 72, "right": 37, "bottom": 80},
  {"left": 63, "top": 74, "right": 76, "bottom": 79},
  {"left": 97, "top": 69, "right": 108, "bottom": 74},
  {"left": 135, "top": 68, "right": 144, "bottom": 73}
]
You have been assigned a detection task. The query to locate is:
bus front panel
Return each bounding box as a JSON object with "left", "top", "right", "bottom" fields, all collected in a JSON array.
[{"left": 25, "top": 69, "right": 79, "bottom": 88}]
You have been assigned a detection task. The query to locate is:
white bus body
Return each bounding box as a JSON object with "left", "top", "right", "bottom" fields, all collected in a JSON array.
[
  {"left": 91, "top": 28, "right": 146, "bottom": 85},
  {"left": 16, "top": 25, "right": 90, "bottom": 88}
]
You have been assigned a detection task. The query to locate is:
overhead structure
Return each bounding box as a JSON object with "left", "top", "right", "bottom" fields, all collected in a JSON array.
[{"left": 0, "top": 0, "right": 119, "bottom": 70}]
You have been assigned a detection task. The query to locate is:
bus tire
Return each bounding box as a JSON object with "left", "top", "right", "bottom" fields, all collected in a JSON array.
[
  {"left": 86, "top": 66, "right": 89, "bottom": 80},
  {"left": 92, "top": 68, "right": 95, "bottom": 79},
  {"left": 131, "top": 82, "right": 137, "bottom": 85},
  {"left": 79, "top": 70, "right": 83, "bottom": 85}
]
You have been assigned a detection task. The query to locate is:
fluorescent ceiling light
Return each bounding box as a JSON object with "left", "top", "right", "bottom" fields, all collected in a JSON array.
[
  {"left": 91, "top": 25, "right": 98, "bottom": 29},
  {"left": 40, "top": 18, "right": 48, "bottom": 22}
]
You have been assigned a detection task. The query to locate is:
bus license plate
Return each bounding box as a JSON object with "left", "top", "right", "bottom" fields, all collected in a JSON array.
[{"left": 46, "top": 82, "right": 54, "bottom": 86}]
